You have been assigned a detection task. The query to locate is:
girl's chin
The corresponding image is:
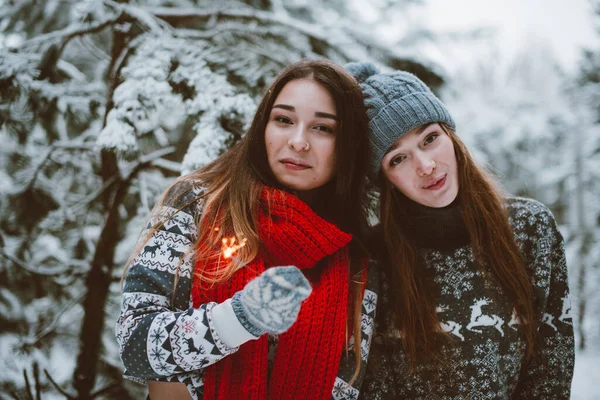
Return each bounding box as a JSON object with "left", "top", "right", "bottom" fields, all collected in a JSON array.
[{"left": 419, "top": 190, "right": 458, "bottom": 208}]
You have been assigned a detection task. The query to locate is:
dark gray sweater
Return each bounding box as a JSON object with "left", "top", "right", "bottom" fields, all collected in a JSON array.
[{"left": 361, "top": 197, "right": 574, "bottom": 399}]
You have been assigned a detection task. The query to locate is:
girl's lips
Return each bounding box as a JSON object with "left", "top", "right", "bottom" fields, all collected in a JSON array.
[
  {"left": 283, "top": 162, "right": 310, "bottom": 170},
  {"left": 280, "top": 158, "right": 311, "bottom": 170},
  {"left": 425, "top": 175, "right": 446, "bottom": 190}
]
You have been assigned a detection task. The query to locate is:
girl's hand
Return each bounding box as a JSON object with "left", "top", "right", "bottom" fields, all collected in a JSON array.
[{"left": 231, "top": 266, "right": 312, "bottom": 336}]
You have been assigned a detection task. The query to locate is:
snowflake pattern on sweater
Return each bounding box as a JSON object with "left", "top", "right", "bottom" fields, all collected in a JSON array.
[
  {"left": 360, "top": 198, "right": 574, "bottom": 400},
  {"left": 115, "top": 181, "right": 378, "bottom": 399}
]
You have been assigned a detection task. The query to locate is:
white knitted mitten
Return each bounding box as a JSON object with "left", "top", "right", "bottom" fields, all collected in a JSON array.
[{"left": 231, "top": 266, "right": 312, "bottom": 336}]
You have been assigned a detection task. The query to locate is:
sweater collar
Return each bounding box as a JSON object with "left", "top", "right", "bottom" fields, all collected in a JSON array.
[{"left": 400, "top": 195, "right": 471, "bottom": 251}]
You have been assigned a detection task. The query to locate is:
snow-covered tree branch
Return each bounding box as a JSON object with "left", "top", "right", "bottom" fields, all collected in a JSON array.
[{"left": 1, "top": 1, "right": 441, "bottom": 398}]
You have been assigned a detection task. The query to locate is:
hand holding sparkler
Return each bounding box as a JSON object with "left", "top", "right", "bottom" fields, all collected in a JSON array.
[
  {"left": 214, "top": 230, "right": 311, "bottom": 336},
  {"left": 231, "top": 266, "right": 312, "bottom": 336}
]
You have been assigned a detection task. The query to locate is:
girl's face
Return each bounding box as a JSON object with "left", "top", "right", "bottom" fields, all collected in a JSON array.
[
  {"left": 381, "top": 123, "right": 459, "bottom": 208},
  {"left": 265, "top": 78, "right": 338, "bottom": 196}
]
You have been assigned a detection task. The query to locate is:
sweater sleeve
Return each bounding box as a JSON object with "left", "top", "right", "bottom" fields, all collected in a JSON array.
[
  {"left": 331, "top": 261, "right": 379, "bottom": 400},
  {"left": 115, "top": 181, "right": 250, "bottom": 383},
  {"left": 514, "top": 203, "right": 575, "bottom": 398}
]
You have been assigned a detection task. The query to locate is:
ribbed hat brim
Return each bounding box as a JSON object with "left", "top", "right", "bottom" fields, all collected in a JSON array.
[{"left": 369, "top": 92, "right": 455, "bottom": 172}]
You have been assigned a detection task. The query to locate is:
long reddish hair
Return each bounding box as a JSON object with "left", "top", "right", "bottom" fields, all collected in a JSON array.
[
  {"left": 126, "top": 58, "right": 371, "bottom": 382},
  {"left": 378, "top": 124, "right": 537, "bottom": 368}
]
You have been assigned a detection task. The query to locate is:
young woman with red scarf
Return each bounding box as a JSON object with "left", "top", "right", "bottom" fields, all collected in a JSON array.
[{"left": 116, "top": 59, "right": 378, "bottom": 400}]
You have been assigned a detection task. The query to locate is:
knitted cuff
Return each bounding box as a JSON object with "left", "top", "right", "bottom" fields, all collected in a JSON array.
[
  {"left": 211, "top": 298, "right": 260, "bottom": 348},
  {"left": 231, "top": 291, "right": 266, "bottom": 337}
]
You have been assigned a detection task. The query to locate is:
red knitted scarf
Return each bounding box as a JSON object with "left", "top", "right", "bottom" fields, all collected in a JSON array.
[{"left": 191, "top": 188, "right": 353, "bottom": 400}]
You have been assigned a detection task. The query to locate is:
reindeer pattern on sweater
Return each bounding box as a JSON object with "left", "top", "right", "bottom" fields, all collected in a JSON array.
[{"left": 360, "top": 198, "right": 574, "bottom": 400}]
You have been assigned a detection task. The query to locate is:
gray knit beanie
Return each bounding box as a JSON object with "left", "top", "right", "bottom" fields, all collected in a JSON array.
[{"left": 345, "top": 62, "right": 456, "bottom": 172}]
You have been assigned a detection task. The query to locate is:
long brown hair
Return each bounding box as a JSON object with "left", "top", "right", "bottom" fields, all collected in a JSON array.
[
  {"left": 378, "top": 124, "right": 536, "bottom": 368},
  {"left": 126, "top": 58, "right": 371, "bottom": 381}
]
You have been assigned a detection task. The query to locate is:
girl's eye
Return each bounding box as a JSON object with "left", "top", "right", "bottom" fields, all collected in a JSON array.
[
  {"left": 424, "top": 133, "right": 439, "bottom": 145},
  {"left": 274, "top": 116, "right": 293, "bottom": 124},
  {"left": 314, "top": 125, "right": 334, "bottom": 134},
  {"left": 390, "top": 155, "right": 406, "bottom": 166}
]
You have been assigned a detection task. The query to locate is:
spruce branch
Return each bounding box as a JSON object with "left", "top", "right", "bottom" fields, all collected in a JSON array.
[
  {"left": 20, "top": 14, "right": 123, "bottom": 51},
  {"left": 25, "top": 148, "right": 55, "bottom": 192},
  {"left": 173, "top": 28, "right": 290, "bottom": 66},
  {"left": 22, "top": 368, "right": 33, "bottom": 400},
  {"left": 17, "top": 1, "right": 168, "bottom": 81},
  {"left": 44, "top": 370, "right": 75, "bottom": 400},
  {"left": 144, "top": 6, "right": 352, "bottom": 60},
  {"left": 103, "top": 0, "right": 173, "bottom": 33},
  {"left": 77, "top": 36, "right": 112, "bottom": 62},
  {"left": 7, "top": 391, "right": 21, "bottom": 400},
  {"left": 0, "top": 249, "right": 71, "bottom": 276},
  {"left": 122, "top": 146, "right": 177, "bottom": 182},
  {"left": 24, "top": 142, "right": 97, "bottom": 193},
  {"left": 33, "top": 363, "right": 41, "bottom": 400},
  {"left": 71, "top": 175, "right": 119, "bottom": 213},
  {"left": 149, "top": 158, "right": 183, "bottom": 174},
  {"left": 90, "top": 383, "right": 120, "bottom": 399},
  {"left": 22, "top": 294, "right": 86, "bottom": 349},
  {"left": 107, "top": 34, "right": 147, "bottom": 94}
]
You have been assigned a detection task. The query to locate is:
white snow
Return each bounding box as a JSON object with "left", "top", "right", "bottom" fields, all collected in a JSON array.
[{"left": 573, "top": 350, "right": 600, "bottom": 399}]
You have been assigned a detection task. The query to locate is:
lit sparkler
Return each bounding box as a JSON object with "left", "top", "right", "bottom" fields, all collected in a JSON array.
[
  {"left": 210, "top": 227, "right": 248, "bottom": 263},
  {"left": 221, "top": 237, "right": 247, "bottom": 259}
]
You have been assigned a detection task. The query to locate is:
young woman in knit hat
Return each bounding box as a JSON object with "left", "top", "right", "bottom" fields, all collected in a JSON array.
[
  {"left": 345, "top": 62, "right": 574, "bottom": 399},
  {"left": 116, "top": 59, "right": 378, "bottom": 400}
]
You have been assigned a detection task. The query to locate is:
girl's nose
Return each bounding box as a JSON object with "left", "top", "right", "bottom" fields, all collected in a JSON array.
[
  {"left": 288, "top": 127, "right": 310, "bottom": 152},
  {"left": 416, "top": 156, "right": 436, "bottom": 176}
]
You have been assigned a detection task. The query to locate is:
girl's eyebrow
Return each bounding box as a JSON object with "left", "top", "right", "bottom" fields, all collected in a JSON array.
[
  {"left": 315, "top": 111, "right": 338, "bottom": 121},
  {"left": 272, "top": 105, "right": 338, "bottom": 121},
  {"left": 384, "top": 141, "right": 402, "bottom": 156},
  {"left": 384, "top": 123, "right": 437, "bottom": 156},
  {"left": 272, "top": 104, "right": 294, "bottom": 112},
  {"left": 415, "top": 122, "right": 436, "bottom": 136}
]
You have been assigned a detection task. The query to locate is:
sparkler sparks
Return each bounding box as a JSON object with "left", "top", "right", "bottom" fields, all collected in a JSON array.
[
  {"left": 221, "top": 236, "right": 247, "bottom": 259},
  {"left": 211, "top": 227, "right": 247, "bottom": 263}
]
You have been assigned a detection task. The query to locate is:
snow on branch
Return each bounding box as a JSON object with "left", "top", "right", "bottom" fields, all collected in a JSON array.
[
  {"left": 97, "top": 76, "right": 184, "bottom": 153},
  {"left": 122, "top": 146, "right": 177, "bottom": 182},
  {"left": 19, "top": 13, "right": 122, "bottom": 50},
  {"left": 145, "top": 5, "right": 356, "bottom": 60},
  {"left": 103, "top": 0, "right": 173, "bottom": 33},
  {"left": 17, "top": 0, "right": 173, "bottom": 51},
  {"left": 171, "top": 25, "right": 298, "bottom": 66},
  {"left": 21, "top": 142, "right": 97, "bottom": 193},
  {"left": 0, "top": 249, "right": 70, "bottom": 276},
  {"left": 150, "top": 158, "right": 182, "bottom": 173},
  {"left": 97, "top": 109, "right": 139, "bottom": 154},
  {"left": 98, "top": 34, "right": 256, "bottom": 168},
  {"left": 0, "top": 52, "right": 40, "bottom": 79}
]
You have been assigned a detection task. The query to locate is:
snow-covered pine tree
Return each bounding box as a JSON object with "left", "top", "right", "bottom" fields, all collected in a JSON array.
[
  {"left": 444, "top": 44, "right": 572, "bottom": 207},
  {"left": 444, "top": 38, "right": 600, "bottom": 353},
  {"left": 569, "top": 0, "right": 600, "bottom": 352},
  {"left": 0, "top": 0, "right": 444, "bottom": 398}
]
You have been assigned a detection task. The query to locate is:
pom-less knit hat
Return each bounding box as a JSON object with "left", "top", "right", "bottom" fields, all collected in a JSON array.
[{"left": 345, "top": 62, "right": 456, "bottom": 172}]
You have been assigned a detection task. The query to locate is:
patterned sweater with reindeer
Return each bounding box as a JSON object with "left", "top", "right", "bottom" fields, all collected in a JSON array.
[
  {"left": 360, "top": 197, "right": 574, "bottom": 400},
  {"left": 115, "top": 181, "right": 379, "bottom": 400}
]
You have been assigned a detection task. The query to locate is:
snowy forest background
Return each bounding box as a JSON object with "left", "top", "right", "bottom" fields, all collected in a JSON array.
[{"left": 0, "top": 0, "right": 598, "bottom": 398}]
